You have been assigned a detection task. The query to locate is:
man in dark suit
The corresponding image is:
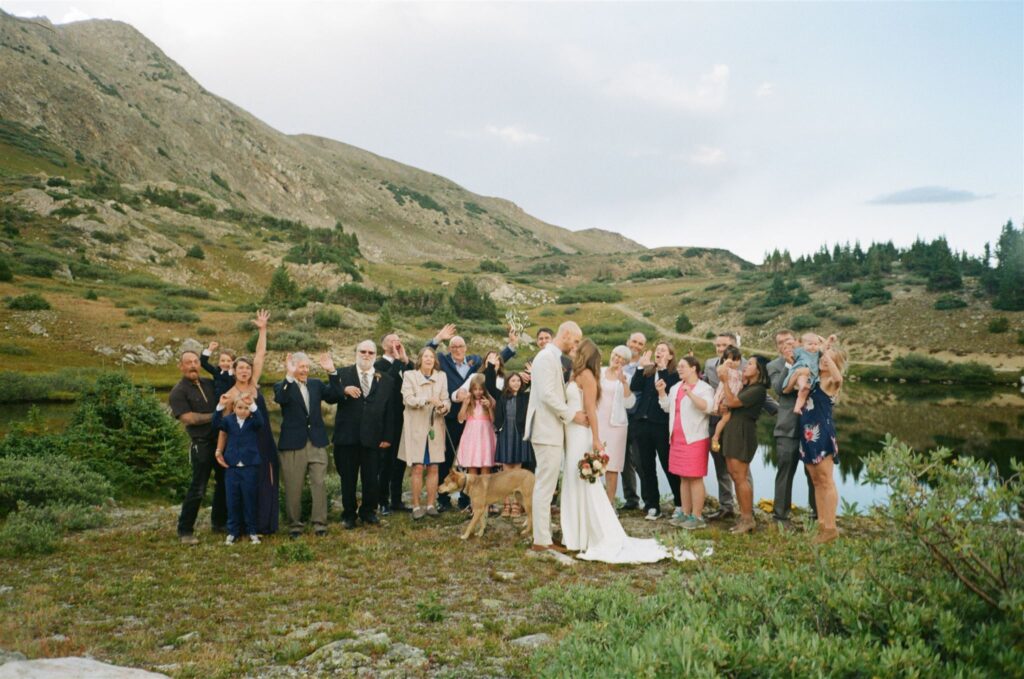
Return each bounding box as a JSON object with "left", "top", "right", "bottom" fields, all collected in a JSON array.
[
  {"left": 274, "top": 351, "right": 339, "bottom": 538},
  {"left": 329, "top": 340, "right": 397, "bottom": 529},
  {"left": 375, "top": 332, "right": 414, "bottom": 515},
  {"left": 426, "top": 323, "right": 517, "bottom": 510},
  {"left": 768, "top": 329, "right": 817, "bottom": 528},
  {"left": 170, "top": 350, "right": 226, "bottom": 545}
]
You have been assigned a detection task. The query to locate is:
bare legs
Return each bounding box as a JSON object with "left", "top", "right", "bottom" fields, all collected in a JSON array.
[
  {"left": 412, "top": 464, "right": 440, "bottom": 509},
  {"left": 808, "top": 456, "right": 838, "bottom": 542},
  {"left": 726, "top": 458, "right": 755, "bottom": 532},
  {"left": 679, "top": 477, "right": 705, "bottom": 517}
]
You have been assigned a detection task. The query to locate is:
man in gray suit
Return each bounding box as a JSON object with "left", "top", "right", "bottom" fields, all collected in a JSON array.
[
  {"left": 702, "top": 332, "right": 743, "bottom": 520},
  {"left": 767, "top": 329, "right": 817, "bottom": 527}
]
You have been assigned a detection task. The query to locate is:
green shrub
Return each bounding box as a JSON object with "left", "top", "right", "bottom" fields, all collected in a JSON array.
[
  {"left": 422, "top": 260, "right": 444, "bottom": 270},
  {"left": 834, "top": 314, "right": 859, "bottom": 327},
  {"left": 628, "top": 267, "right": 683, "bottom": 281},
  {"left": 84, "top": 289, "right": 99, "bottom": 301},
  {"left": 988, "top": 317, "right": 1010, "bottom": 333},
  {"left": 743, "top": 308, "right": 776, "bottom": 326},
  {"left": 479, "top": 259, "right": 508, "bottom": 273},
  {"left": 0, "top": 507, "right": 61, "bottom": 556},
  {"left": 790, "top": 314, "right": 820, "bottom": 331},
  {"left": 117, "top": 273, "right": 168, "bottom": 289},
  {"left": 525, "top": 261, "right": 570, "bottom": 276},
  {"left": 555, "top": 283, "right": 623, "bottom": 304},
  {"left": 46, "top": 176, "right": 71, "bottom": 187},
  {"left": 127, "top": 307, "right": 200, "bottom": 323},
  {"left": 262, "top": 266, "right": 302, "bottom": 309},
  {"left": 6, "top": 293, "right": 51, "bottom": 311},
  {"left": 849, "top": 280, "right": 892, "bottom": 307},
  {"left": 674, "top": 314, "right": 693, "bottom": 333},
  {"left": 247, "top": 329, "right": 325, "bottom": 352},
  {"left": 416, "top": 593, "right": 445, "bottom": 622},
  {"left": 858, "top": 353, "right": 997, "bottom": 384},
  {"left": 450, "top": 277, "right": 497, "bottom": 320},
  {"left": 0, "top": 343, "right": 31, "bottom": 356},
  {"left": 314, "top": 308, "right": 343, "bottom": 329},
  {"left": 0, "top": 455, "right": 112, "bottom": 517},
  {"left": 167, "top": 287, "right": 211, "bottom": 299},
  {"left": 329, "top": 283, "right": 386, "bottom": 312},
  {"left": 0, "top": 258, "right": 12, "bottom": 282},
  {"left": 535, "top": 437, "right": 1023, "bottom": 678},
  {"left": 1018, "top": 330, "right": 1024, "bottom": 346},
  {"left": 186, "top": 244, "right": 205, "bottom": 259},
  {"left": 196, "top": 326, "right": 217, "bottom": 337},
  {"left": 934, "top": 294, "right": 968, "bottom": 311}
]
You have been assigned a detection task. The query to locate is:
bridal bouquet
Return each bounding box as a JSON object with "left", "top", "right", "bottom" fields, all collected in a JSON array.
[{"left": 578, "top": 449, "right": 610, "bottom": 484}]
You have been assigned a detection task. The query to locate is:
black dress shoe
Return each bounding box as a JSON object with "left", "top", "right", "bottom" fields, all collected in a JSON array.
[
  {"left": 314, "top": 528, "right": 328, "bottom": 537},
  {"left": 361, "top": 514, "right": 380, "bottom": 526},
  {"left": 379, "top": 504, "right": 392, "bottom": 517},
  {"left": 621, "top": 502, "right": 640, "bottom": 511},
  {"left": 289, "top": 530, "right": 301, "bottom": 540},
  {"left": 390, "top": 503, "right": 413, "bottom": 513},
  {"left": 342, "top": 518, "right": 357, "bottom": 530}
]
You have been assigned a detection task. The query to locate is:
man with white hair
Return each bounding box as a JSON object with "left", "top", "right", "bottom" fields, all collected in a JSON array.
[
  {"left": 525, "top": 321, "right": 588, "bottom": 553},
  {"left": 274, "top": 351, "right": 339, "bottom": 538},
  {"left": 426, "top": 323, "right": 518, "bottom": 511},
  {"left": 329, "top": 340, "right": 397, "bottom": 529}
]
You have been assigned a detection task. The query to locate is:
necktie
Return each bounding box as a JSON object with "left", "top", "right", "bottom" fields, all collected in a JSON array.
[{"left": 360, "top": 371, "right": 370, "bottom": 396}]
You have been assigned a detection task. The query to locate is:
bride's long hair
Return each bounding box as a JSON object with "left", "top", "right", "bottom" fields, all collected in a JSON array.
[{"left": 572, "top": 339, "right": 602, "bottom": 403}]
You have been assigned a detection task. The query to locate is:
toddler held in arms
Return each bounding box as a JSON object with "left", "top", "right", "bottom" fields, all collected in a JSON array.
[
  {"left": 710, "top": 345, "right": 743, "bottom": 453},
  {"left": 787, "top": 333, "right": 837, "bottom": 413}
]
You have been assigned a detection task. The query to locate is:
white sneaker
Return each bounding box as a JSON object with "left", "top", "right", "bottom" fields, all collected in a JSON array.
[
  {"left": 224, "top": 535, "right": 236, "bottom": 545},
  {"left": 249, "top": 534, "right": 261, "bottom": 544},
  {"left": 645, "top": 508, "right": 660, "bottom": 521}
]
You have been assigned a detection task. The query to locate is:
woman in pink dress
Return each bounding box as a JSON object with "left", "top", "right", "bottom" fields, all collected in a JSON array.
[
  {"left": 597, "top": 345, "right": 635, "bottom": 505},
  {"left": 657, "top": 356, "right": 715, "bottom": 530},
  {"left": 456, "top": 373, "right": 497, "bottom": 476}
]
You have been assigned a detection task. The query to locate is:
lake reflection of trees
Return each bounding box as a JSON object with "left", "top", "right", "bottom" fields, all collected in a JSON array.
[{"left": 759, "top": 383, "right": 1024, "bottom": 484}]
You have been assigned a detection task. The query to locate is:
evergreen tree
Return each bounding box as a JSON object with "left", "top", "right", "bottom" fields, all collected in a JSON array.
[
  {"left": 375, "top": 302, "right": 395, "bottom": 338},
  {"left": 992, "top": 221, "right": 1024, "bottom": 311},
  {"left": 764, "top": 274, "right": 792, "bottom": 307},
  {"left": 450, "top": 277, "right": 497, "bottom": 320},
  {"left": 262, "top": 265, "right": 300, "bottom": 308}
]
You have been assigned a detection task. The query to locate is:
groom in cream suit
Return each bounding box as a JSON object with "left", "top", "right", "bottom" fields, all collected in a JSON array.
[{"left": 525, "top": 321, "right": 586, "bottom": 553}]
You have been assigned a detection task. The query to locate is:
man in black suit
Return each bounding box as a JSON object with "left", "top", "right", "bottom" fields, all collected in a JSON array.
[
  {"left": 328, "top": 340, "right": 396, "bottom": 529},
  {"left": 274, "top": 351, "right": 339, "bottom": 538},
  {"left": 375, "top": 332, "right": 414, "bottom": 515}
]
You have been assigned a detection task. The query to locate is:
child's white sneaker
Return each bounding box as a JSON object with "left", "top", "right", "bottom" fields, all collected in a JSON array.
[
  {"left": 225, "top": 535, "right": 236, "bottom": 545},
  {"left": 249, "top": 534, "right": 261, "bottom": 544}
]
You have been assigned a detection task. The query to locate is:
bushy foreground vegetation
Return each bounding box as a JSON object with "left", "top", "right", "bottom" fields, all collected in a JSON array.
[
  {"left": 857, "top": 353, "right": 1000, "bottom": 384},
  {"left": 0, "top": 373, "right": 188, "bottom": 555},
  {"left": 534, "top": 437, "right": 1023, "bottom": 677}
]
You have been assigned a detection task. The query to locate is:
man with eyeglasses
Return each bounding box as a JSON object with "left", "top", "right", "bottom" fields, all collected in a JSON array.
[
  {"left": 426, "top": 323, "right": 518, "bottom": 511},
  {"left": 328, "top": 340, "right": 397, "bottom": 529}
]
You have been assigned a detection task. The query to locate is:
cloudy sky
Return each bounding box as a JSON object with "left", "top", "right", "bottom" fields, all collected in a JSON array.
[{"left": 5, "top": 1, "right": 1022, "bottom": 262}]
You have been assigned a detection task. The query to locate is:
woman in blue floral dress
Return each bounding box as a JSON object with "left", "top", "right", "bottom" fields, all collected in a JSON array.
[{"left": 795, "top": 343, "right": 846, "bottom": 544}]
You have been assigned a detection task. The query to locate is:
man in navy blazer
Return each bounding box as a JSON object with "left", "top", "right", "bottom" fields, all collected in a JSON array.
[
  {"left": 274, "top": 351, "right": 339, "bottom": 538},
  {"left": 328, "top": 340, "right": 397, "bottom": 529},
  {"left": 213, "top": 396, "right": 264, "bottom": 543},
  {"left": 426, "top": 323, "right": 517, "bottom": 510}
]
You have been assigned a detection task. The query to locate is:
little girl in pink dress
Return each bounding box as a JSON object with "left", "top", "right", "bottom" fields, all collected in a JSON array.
[{"left": 457, "top": 373, "right": 497, "bottom": 475}]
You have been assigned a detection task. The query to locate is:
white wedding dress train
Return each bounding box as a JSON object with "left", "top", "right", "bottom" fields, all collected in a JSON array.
[{"left": 560, "top": 382, "right": 672, "bottom": 563}]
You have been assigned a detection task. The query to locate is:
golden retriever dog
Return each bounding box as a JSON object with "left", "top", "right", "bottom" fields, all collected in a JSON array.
[{"left": 437, "top": 468, "right": 535, "bottom": 540}]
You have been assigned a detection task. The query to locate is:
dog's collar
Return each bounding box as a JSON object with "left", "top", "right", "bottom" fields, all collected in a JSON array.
[{"left": 459, "top": 473, "right": 470, "bottom": 494}]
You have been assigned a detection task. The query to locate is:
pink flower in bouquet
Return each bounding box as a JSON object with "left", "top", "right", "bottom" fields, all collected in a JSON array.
[{"left": 601, "top": 454, "right": 610, "bottom": 464}]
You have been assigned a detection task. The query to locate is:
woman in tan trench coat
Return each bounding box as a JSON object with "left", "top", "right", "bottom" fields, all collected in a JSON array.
[{"left": 399, "top": 347, "right": 451, "bottom": 519}]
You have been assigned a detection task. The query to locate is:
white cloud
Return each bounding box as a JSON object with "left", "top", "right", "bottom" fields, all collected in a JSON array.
[
  {"left": 689, "top": 146, "right": 726, "bottom": 165},
  {"left": 560, "top": 46, "right": 729, "bottom": 113},
  {"left": 755, "top": 81, "right": 775, "bottom": 98},
  {"left": 483, "top": 124, "right": 548, "bottom": 146},
  {"left": 604, "top": 62, "right": 730, "bottom": 112}
]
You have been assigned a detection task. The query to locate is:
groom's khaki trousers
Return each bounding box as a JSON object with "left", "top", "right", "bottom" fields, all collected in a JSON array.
[{"left": 532, "top": 442, "right": 563, "bottom": 546}]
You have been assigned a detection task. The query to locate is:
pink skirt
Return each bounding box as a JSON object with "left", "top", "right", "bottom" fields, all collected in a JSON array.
[
  {"left": 668, "top": 427, "right": 710, "bottom": 478},
  {"left": 457, "top": 418, "right": 496, "bottom": 468}
]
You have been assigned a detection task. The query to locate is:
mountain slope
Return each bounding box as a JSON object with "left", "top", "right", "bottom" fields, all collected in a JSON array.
[{"left": 0, "top": 10, "right": 640, "bottom": 260}]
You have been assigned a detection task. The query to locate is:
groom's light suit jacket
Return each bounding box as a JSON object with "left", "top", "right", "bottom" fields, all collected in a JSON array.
[{"left": 524, "top": 343, "right": 573, "bottom": 447}]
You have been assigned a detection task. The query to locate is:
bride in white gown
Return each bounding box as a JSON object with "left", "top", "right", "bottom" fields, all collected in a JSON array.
[{"left": 560, "top": 340, "right": 673, "bottom": 564}]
